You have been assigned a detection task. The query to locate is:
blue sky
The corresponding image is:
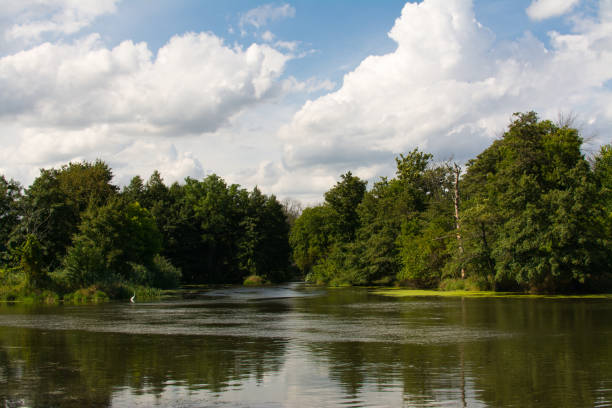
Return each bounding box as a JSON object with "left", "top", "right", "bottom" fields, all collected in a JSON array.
[
  {"left": 75, "top": 1, "right": 581, "bottom": 83},
  {"left": 0, "top": 0, "right": 610, "bottom": 203}
]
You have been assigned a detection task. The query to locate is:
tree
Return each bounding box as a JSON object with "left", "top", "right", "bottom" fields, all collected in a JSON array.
[
  {"left": 324, "top": 172, "right": 367, "bottom": 241},
  {"left": 122, "top": 175, "right": 145, "bottom": 204},
  {"left": 0, "top": 175, "right": 21, "bottom": 258},
  {"left": 13, "top": 161, "right": 117, "bottom": 270},
  {"left": 238, "top": 188, "right": 292, "bottom": 282},
  {"left": 461, "top": 112, "right": 609, "bottom": 291},
  {"left": 290, "top": 205, "right": 336, "bottom": 274},
  {"left": 594, "top": 144, "right": 612, "bottom": 212},
  {"left": 19, "top": 234, "right": 47, "bottom": 288},
  {"left": 64, "top": 198, "right": 162, "bottom": 287},
  {"left": 356, "top": 149, "right": 442, "bottom": 285},
  {"left": 396, "top": 164, "right": 456, "bottom": 286},
  {"left": 281, "top": 198, "right": 303, "bottom": 228}
]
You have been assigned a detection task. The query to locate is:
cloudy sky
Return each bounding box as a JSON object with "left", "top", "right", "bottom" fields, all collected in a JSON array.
[{"left": 1, "top": 0, "right": 611, "bottom": 203}]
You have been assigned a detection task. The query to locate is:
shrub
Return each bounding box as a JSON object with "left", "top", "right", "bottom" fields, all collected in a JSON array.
[
  {"left": 150, "top": 255, "right": 181, "bottom": 289},
  {"left": 63, "top": 286, "right": 109, "bottom": 303},
  {"left": 439, "top": 276, "right": 493, "bottom": 291},
  {"left": 243, "top": 275, "right": 265, "bottom": 286}
]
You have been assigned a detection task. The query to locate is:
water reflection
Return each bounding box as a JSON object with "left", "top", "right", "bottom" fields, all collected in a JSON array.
[{"left": 0, "top": 285, "right": 611, "bottom": 407}]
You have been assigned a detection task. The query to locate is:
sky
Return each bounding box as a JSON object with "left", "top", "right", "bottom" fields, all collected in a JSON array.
[{"left": 1, "top": 0, "right": 611, "bottom": 204}]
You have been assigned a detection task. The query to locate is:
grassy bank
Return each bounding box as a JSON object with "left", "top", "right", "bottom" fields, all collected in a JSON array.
[
  {"left": 0, "top": 277, "right": 163, "bottom": 304},
  {"left": 372, "top": 288, "right": 612, "bottom": 299}
]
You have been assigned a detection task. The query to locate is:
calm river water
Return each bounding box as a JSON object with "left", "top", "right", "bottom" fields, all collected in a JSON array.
[{"left": 0, "top": 284, "right": 611, "bottom": 407}]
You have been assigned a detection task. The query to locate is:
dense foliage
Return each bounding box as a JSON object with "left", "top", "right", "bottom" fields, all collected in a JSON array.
[
  {"left": 1, "top": 111, "right": 610, "bottom": 298},
  {"left": 0, "top": 165, "right": 293, "bottom": 301},
  {"left": 291, "top": 113, "right": 612, "bottom": 292}
]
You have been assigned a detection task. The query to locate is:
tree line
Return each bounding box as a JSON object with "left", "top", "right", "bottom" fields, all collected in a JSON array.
[
  {"left": 291, "top": 112, "right": 612, "bottom": 292},
  {"left": 0, "top": 164, "right": 292, "bottom": 300},
  {"left": 1, "top": 111, "right": 611, "bottom": 298}
]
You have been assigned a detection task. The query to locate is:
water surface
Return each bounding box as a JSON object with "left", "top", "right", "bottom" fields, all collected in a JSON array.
[{"left": 1, "top": 284, "right": 611, "bottom": 407}]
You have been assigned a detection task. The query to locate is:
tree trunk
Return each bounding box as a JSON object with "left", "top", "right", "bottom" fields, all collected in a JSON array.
[{"left": 453, "top": 164, "right": 465, "bottom": 279}]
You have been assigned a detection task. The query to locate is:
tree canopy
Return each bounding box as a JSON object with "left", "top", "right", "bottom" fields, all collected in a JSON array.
[
  {"left": 0, "top": 111, "right": 610, "bottom": 298},
  {"left": 290, "top": 112, "right": 612, "bottom": 292}
]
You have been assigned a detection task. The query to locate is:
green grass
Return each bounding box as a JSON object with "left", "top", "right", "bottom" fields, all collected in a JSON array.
[{"left": 371, "top": 288, "right": 612, "bottom": 299}]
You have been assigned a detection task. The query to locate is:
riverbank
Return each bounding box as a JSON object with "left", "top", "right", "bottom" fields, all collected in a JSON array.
[
  {"left": 0, "top": 283, "right": 163, "bottom": 304},
  {"left": 372, "top": 288, "right": 612, "bottom": 299}
]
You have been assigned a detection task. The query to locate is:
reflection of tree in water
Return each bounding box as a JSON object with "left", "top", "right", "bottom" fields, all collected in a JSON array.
[
  {"left": 0, "top": 328, "right": 286, "bottom": 407},
  {"left": 307, "top": 339, "right": 467, "bottom": 404},
  {"left": 303, "top": 297, "right": 612, "bottom": 407},
  {"left": 2, "top": 294, "right": 612, "bottom": 407},
  {"left": 463, "top": 299, "right": 612, "bottom": 408}
]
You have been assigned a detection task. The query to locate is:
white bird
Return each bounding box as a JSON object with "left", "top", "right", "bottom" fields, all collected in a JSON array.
[{"left": 130, "top": 293, "right": 135, "bottom": 303}]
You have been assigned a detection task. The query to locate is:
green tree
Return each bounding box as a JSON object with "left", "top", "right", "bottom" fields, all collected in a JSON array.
[
  {"left": 461, "top": 112, "right": 609, "bottom": 291},
  {"left": 594, "top": 144, "right": 612, "bottom": 211},
  {"left": 238, "top": 188, "right": 291, "bottom": 282},
  {"left": 396, "top": 165, "right": 455, "bottom": 287},
  {"left": 64, "top": 198, "right": 162, "bottom": 287},
  {"left": 0, "top": 175, "right": 21, "bottom": 258},
  {"left": 122, "top": 175, "right": 145, "bottom": 204},
  {"left": 355, "top": 149, "right": 441, "bottom": 285},
  {"left": 290, "top": 205, "right": 337, "bottom": 275},
  {"left": 19, "top": 234, "right": 47, "bottom": 289},
  {"left": 13, "top": 161, "right": 117, "bottom": 270},
  {"left": 324, "top": 172, "right": 367, "bottom": 241}
]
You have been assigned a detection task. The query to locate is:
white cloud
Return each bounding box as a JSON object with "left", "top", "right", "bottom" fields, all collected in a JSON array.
[
  {"left": 112, "top": 140, "right": 206, "bottom": 185},
  {"left": 0, "top": 27, "right": 297, "bottom": 189},
  {"left": 274, "top": 40, "right": 299, "bottom": 52},
  {"left": 3, "top": 0, "right": 612, "bottom": 207},
  {"left": 526, "top": 0, "right": 581, "bottom": 21},
  {"left": 262, "top": 30, "right": 275, "bottom": 42},
  {"left": 2, "top": 0, "right": 119, "bottom": 43},
  {"left": 239, "top": 3, "right": 295, "bottom": 32},
  {"left": 282, "top": 77, "right": 336, "bottom": 94},
  {"left": 275, "top": 0, "right": 612, "bottom": 201},
  {"left": 0, "top": 121, "right": 206, "bottom": 187},
  {"left": 0, "top": 32, "right": 291, "bottom": 133}
]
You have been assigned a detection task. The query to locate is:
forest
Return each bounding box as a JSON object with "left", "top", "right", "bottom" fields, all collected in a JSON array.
[
  {"left": 1, "top": 111, "right": 611, "bottom": 300},
  {"left": 291, "top": 112, "right": 612, "bottom": 292},
  {"left": 0, "top": 163, "right": 293, "bottom": 301}
]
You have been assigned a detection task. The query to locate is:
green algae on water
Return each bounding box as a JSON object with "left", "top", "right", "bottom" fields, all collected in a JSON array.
[{"left": 371, "top": 288, "right": 612, "bottom": 299}]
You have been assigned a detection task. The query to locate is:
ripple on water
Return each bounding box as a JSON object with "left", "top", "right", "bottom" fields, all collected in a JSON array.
[{"left": 0, "top": 289, "right": 511, "bottom": 345}]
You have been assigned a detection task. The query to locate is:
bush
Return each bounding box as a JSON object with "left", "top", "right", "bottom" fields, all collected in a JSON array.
[
  {"left": 151, "top": 255, "right": 181, "bottom": 289},
  {"left": 63, "top": 239, "right": 107, "bottom": 289},
  {"left": 0, "top": 267, "right": 26, "bottom": 301},
  {"left": 23, "top": 290, "right": 60, "bottom": 304},
  {"left": 243, "top": 275, "right": 266, "bottom": 286},
  {"left": 63, "top": 286, "right": 109, "bottom": 303},
  {"left": 128, "top": 256, "right": 181, "bottom": 289},
  {"left": 439, "top": 276, "right": 493, "bottom": 291}
]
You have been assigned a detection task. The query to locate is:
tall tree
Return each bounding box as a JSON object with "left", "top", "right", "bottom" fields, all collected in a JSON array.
[
  {"left": 63, "top": 198, "right": 162, "bottom": 287},
  {"left": 324, "top": 172, "right": 367, "bottom": 241},
  {"left": 462, "top": 112, "right": 609, "bottom": 291},
  {"left": 13, "top": 161, "right": 117, "bottom": 270},
  {"left": 0, "top": 175, "right": 21, "bottom": 258},
  {"left": 594, "top": 144, "right": 612, "bottom": 212}
]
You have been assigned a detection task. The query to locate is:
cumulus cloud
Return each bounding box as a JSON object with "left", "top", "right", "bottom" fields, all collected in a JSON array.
[
  {"left": 112, "top": 140, "right": 206, "bottom": 185},
  {"left": 239, "top": 3, "right": 296, "bottom": 32},
  {"left": 2, "top": 0, "right": 119, "bottom": 43},
  {"left": 0, "top": 24, "right": 298, "bottom": 189},
  {"left": 261, "top": 30, "right": 275, "bottom": 42},
  {"left": 526, "top": 0, "right": 581, "bottom": 21},
  {"left": 277, "top": 0, "right": 612, "bottom": 194},
  {"left": 0, "top": 120, "right": 206, "bottom": 188},
  {"left": 0, "top": 32, "right": 291, "bottom": 134}
]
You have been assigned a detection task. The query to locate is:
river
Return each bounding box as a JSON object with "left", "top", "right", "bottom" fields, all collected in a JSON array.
[{"left": 0, "top": 283, "right": 611, "bottom": 407}]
